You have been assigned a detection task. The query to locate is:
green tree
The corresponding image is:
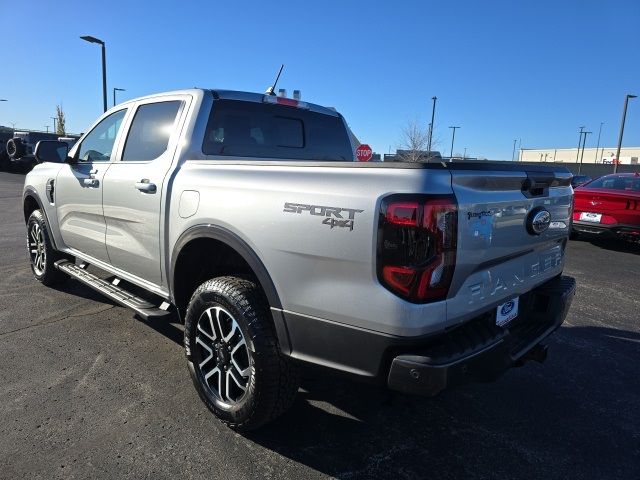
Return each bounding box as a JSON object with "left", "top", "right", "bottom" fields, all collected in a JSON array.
[{"left": 55, "top": 105, "right": 66, "bottom": 135}]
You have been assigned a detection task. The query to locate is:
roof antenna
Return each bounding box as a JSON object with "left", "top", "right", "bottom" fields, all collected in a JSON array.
[{"left": 265, "top": 64, "right": 284, "bottom": 96}]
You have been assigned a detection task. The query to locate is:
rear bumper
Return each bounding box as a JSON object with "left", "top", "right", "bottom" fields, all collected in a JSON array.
[
  {"left": 386, "top": 275, "right": 576, "bottom": 396},
  {"left": 572, "top": 221, "right": 640, "bottom": 239}
]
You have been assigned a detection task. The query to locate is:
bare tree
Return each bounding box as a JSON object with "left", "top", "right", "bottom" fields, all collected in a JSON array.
[
  {"left": 396, "top": 119, "right": 443, "bottom": 162},
  {"left": 397, "top": 119, "right": 429, "bottom": 162},
  {"left": 55, "top": 105, "right": 66, "bottom": 136}
]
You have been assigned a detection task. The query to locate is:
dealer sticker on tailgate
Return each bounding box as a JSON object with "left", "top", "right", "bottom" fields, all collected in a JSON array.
[{"left": 496, "top": 297, "right": 519, "bottom": 327}]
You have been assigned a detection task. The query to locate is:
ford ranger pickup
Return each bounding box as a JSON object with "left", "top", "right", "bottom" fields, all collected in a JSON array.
[{"left": 23, "top": 88, "right": 576, "bottom": 430}]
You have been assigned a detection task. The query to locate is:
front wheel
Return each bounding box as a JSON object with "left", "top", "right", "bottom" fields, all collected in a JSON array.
[
  {"left": 26, "top": 210, "right": 71, "bottom": 286},
  {"left": 184, "top": 276, "right": 300, "bottom": 431}
]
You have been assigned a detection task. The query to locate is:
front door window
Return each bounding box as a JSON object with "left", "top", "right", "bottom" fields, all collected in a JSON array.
[{"left": 77, "top": 109, "right": 127, "bottom": 162}]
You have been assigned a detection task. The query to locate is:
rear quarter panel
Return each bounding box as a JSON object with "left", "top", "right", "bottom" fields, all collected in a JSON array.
[{"left": 169, "top": 162, "right": 453, "bottom": 337}]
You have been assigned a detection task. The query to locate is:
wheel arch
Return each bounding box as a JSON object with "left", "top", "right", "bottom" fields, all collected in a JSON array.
[
  {"left": 170, "top": 225, "right": 290, "bottom": 352},
  {"left": 170, "top": 224, "right": 284, "bottom": 316},
  {"left": 23, "top": 187, "right": 57, "bottom": 249}
]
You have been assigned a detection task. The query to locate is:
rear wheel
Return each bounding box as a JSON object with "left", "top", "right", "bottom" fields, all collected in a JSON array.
[
  {"left": 184, "top": 276, "right": 300, "bottom": 431},
  {"left": 27, "top": 210, "right": 71, "bottom": 286}
]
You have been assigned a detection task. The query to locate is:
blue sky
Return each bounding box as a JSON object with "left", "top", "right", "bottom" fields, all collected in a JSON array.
[{"left": 1, "top": 0, "right": 639, "bottom": 159}]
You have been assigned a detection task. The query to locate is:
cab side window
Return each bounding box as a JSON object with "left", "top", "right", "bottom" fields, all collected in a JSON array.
[
  {"left": 121, "top": 101, "right": 182, "bottom": 162},
  {"left": 78, "top": 109, "right": 127, "bottom": 162}
]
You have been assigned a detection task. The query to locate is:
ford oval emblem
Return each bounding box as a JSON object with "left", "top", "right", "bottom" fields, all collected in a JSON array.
[
  {"left": 527, "top": 208, "right": 551, "bottom": 235},
  {"left": 501, "top": 300, "right": 515, "bottom": 316}
]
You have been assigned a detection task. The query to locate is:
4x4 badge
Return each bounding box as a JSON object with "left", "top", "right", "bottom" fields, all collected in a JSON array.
[{"left": 283, "top": 202, "right": 364, "bottom": 231}]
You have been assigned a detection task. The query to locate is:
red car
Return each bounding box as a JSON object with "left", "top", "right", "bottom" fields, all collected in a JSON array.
[{"left": 572, "top": 172, "right": 640, "bottom": 242}]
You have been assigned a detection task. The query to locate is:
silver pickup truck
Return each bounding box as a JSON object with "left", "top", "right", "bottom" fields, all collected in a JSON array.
[{"left": 23, "top": 88, "right": 575, "bottom": 430}]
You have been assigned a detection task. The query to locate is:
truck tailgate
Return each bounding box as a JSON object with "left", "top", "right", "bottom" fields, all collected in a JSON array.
[{"left": 446, "top": 165, "right": 573, "bottom": 324}]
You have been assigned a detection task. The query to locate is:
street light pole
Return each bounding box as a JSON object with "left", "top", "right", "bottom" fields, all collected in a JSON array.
[
  {"left": 576, "top": 126, "right": 585, "bottom": 163},
  {"left": 463, "top": 147, "right": 467, "bottom": 159},
  {"left": 44, "top": 125, "right": 50, "bottom": 133},
  {"left": 614, "top": 94, "right": 637, "bottom": 173},
  {"left": 80, "top": 35, "right": 108, "bottom": 113},
  {"left": 51, "top": 117, "right": 57, "bottom": 133},
  {"left": 578, "top": 131, "right": 591, "bottom": 174},
  {"left": 448, "top": 126, "right": 460, "bottom": 160},
  {"left": 427, "top": 96, "right": 437, "bottom": 155},
  {"left": 512, "top": 139, "right": 517, "bottom": 161},
  {"left": 113, "top": 87, "right": 125, "bottom": 106},
  {"left": 594, "top": 122, "right": 604, "bottom": 163}
]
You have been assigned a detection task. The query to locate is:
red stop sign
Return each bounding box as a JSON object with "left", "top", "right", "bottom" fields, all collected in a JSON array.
[{"left": 356, "top": 144, "right": 373, "bottom": 162}]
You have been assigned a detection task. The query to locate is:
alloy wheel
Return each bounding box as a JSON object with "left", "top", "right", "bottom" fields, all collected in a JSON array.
[
  {"left": 28, "top": 222, "right": 46, "bottom": 276},
  {"left": 195, "top": 306, "right": 252, "bottom": 406}
]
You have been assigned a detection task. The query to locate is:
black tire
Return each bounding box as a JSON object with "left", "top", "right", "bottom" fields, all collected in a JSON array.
[
  {"left": 184, "top": 276, "right": 300, "bottom": 431},
  {"left": 6, "top": 138, "right": 26, "bottom": 159},
  {"left": 26, "top": 210, "right": 71, "bottom": 286}
]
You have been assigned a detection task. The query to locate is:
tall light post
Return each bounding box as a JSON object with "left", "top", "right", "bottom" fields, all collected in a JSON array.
[
  {"left": 463, "top": 147, "right": 467, "bottom": 159},
  {"left": 614, "top": 94, "right": 637, "bottom": 173},
  {"left": 594, "top": 122, "right": 604, "bottom": 163},
  {"left": 113, "top": 87, "right": 125, "bottom": 106},
  {"left": 578, "top": 131, "right": 591, "bottom": 174},
  {"left": 512, "top": 139, "right": 517, "bottom": 161},
  {"left": 44, "top": 125, "right": 50, "bottom": 133},
  {"left": 80, "top": 35, "right": 107, "bottom": 113},
  {"left": 576, "top": 126, "right": 585, "bottom": 163},
  {"left": 427, "top": 96, "right": 437, "bottom": 155},
  {"left": 51, "top": 116, "right": 57, "bottom": 133},
  {"left": 448, "top": 126, "right": 460, "bottom": 160}
]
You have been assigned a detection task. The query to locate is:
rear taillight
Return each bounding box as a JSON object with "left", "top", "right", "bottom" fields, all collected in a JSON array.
[{"left": 377, "top": 195, "right": 457, "bottom": 303}]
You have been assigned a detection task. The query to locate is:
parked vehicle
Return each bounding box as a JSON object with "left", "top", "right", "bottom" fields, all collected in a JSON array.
[
  {"left": 2, "top": 131, "right": 78, "bottom": 172},
  {"left": 23, "top": 88, "right": 576, "bottom": 430},
  {"left": 572, "top": 173, "right": 640, "bottom": 242},
  {"left": 571, "top": 174, "right": 592, "bottom": 188}
]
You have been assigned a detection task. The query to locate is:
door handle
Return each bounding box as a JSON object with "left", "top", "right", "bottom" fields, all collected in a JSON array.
[
  {"left": 135, "top": 179, "right": 157, "bottom": 193},
  {"left": 90, "top": 168, "right": 98, "bottom": 174},
  {"left": 83, "top": 178, "right": 99, "bottom": 187}
]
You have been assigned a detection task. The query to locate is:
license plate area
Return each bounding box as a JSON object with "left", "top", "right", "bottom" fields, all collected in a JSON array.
[
  {"left": 496, "top": 297, "right": 519, "bottom": 327},
  {"left": 579, "top": 212, "right": 602, "bottom": 223}
]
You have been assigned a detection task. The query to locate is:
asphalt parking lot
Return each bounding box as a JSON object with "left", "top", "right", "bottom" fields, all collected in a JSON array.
[{"left": 0, "top": 170, "right": 638, "bottom": 480}]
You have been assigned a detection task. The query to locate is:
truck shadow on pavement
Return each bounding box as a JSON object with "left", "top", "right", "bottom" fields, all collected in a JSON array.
[
  {"left": 574, "top": 235, "right": 640, "bottom": 255},
  {"left": 241, "top": 325, "right": 640, "bottom": 479}
]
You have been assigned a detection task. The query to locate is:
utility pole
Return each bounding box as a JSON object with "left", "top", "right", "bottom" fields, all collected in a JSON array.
[
  {"left": 44, "top": 125, "right": 50, "bottom": 133},
  {"left": 576, "top": 126, "right": 585, "bottom": 163},
  {"left": 614, "top": 94, "right": 637, "bottom": 173},
  {"left": 51, "top": 116, "right": 57, "bottom": 133},
  {"left": 449, "top": 126, "right": 460, "bottom": 160},
  {"left": 512, "top": 139, "right": 517, "bottom": 161},
  {"left": 579, "top": 131, "right": 591, "bottom": 174},
  {"left": 427, "top": 96, "right": 437, "bottom": 155},
  {"left": 594, "top": 122, "right": 604, "bottom": 163},
  {"left": 463, "top": 147, "right": 467, "bottom": 159}
]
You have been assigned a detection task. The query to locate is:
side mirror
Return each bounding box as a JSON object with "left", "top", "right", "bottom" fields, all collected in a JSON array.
[{"left": 34, "top": 140, "right": 70, "bottom": 164}]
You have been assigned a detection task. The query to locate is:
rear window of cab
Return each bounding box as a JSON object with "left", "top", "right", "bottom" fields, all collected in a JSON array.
[{"left": 202, "top": 99, "right": 354, "bottom": 161}]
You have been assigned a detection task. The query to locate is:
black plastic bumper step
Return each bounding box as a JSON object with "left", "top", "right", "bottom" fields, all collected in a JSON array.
[{"left": 54, "top": 260, "right": 173, "bottom": 321}]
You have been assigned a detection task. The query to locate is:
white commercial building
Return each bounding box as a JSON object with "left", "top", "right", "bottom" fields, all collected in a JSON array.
[{"left": 520, "top": 147, "right": 640, "bottom": 164}]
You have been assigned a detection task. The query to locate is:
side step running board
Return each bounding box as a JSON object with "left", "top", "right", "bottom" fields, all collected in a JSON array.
[{"left": 54, "top": 260, "right": 173, "bottom": 321}]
